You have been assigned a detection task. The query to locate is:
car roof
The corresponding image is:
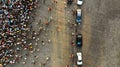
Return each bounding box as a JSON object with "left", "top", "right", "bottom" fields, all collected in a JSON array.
[
  {"left": 77, "top": 52, "right": 82, "bottom": 60},
  {"left": 77, "top": 9, "right": 81, "bottom": 15}
]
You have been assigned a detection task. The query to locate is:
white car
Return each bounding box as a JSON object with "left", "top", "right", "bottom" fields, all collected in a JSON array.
[
  {"left": 77, "top": 52, "right": 82, "bottom": 65},
  {"left": 77, "top": 0, "right": 83, "bottom": 5},
  {"left": 76, "top": 9, "right": 82, "bottom": 24}
]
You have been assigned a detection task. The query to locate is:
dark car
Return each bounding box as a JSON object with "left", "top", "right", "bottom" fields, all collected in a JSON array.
[
  {"left": 76, "top": 34, "right": 82, "bottom": 47},
  {"left": 67, "top": 0, "right": 73, "bottom": 5}
]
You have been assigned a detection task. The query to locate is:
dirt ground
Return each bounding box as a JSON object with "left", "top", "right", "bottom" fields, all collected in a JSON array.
[
  {"left": 6, "top": 0, "right": 120, "bottom": 67},
  {"left": 6, "top": 0, "right": 71, "bottom": 67},
  {"left": 81, "top": 0, "right": 120, "bottom": 67}
]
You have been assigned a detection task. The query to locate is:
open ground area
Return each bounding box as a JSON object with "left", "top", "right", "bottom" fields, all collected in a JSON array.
[{"left": 2, "top": 0, "right": 120, "bottom": 67}]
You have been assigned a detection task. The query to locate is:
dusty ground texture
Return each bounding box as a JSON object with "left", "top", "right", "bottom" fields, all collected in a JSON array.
[
  {"left": 81, "top": 0, "right": 120, "bottom": 67},
  {"left": 6, "top": 0, "right": 71, "bottom": 67},
  {"left": 6, "top": 0, "right": 120, "bottom": 67}
]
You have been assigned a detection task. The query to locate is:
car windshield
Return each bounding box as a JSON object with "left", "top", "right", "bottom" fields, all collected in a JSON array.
[
  {"left": 78, "top": 35, "right": 81, "bottom": 37},
  {"left": 78, "top": 60, "right": 82, "bottom": 62},
  {"left": 77, "top": 15, "right": 81, "bottom": 20},
  {"left": 77, "top": 42, "right": 81, "bottom": 45}
]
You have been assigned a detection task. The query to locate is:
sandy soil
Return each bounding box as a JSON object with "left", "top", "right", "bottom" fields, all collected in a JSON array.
[{"left": 6, "top": 0, "right": 120, "bottom": 67}]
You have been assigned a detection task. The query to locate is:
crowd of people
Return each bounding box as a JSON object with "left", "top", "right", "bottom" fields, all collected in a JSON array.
[{"left": 0, "top": 0, "right": 38, "bottom": 66}]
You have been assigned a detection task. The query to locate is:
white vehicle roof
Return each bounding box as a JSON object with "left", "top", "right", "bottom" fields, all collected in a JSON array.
[
  {"left": 77, "top": 9, "right": 81, "bottom": 15},
  {"left": 77, "top": 52, "right": 82, "bottom": 60},
  {"left": 77, "top": 52, "right": 82, "bottom": 65}
]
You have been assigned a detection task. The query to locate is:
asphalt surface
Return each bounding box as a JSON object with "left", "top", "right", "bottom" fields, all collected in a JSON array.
[{"left": 5, "top": 0, "right": 120, "bottom": 67}]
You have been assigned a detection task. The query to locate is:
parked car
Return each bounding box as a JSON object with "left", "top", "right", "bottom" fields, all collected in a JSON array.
[
  {"left": 77, "top": 52, "right": 82, "bottom": 65},
  {"left": 76, "top": 9, "right": 82, "bottom": 24},
  {"left": 67, "top": 0, "right": 73, "bottom": 5},
  {"left": 77, "top": 0, "right": 83, "bottom": 5},
  {"left": 76, "top": 34, "right": 82, "bottom": 47}
]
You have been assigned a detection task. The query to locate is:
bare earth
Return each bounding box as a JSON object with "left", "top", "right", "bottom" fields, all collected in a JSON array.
[
  {"left": 81, "top": 0, "right": 120, "bottom": 67},
  {"left": 6, "top": 0, "right": 120, "bottom": 67}
]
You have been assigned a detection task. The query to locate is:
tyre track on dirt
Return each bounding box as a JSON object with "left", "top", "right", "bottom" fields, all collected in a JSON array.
[{"left": 50, "top": 0, "right": 70, "bottom": 67}]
